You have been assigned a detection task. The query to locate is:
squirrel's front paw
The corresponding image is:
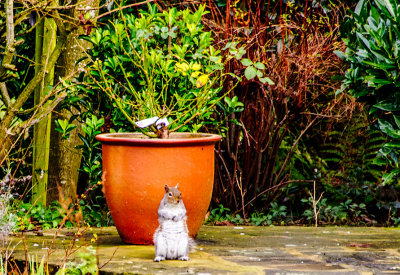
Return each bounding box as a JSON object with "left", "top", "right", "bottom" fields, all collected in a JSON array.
[
  {"left": 172, "top": 214, "right": 185, "bottom": 221},
  {"left": 154, "top": 256, "right": 165, "bottom": 262},
  {"left": 178, "top": 256, "right": 190, "bottom": 261}
]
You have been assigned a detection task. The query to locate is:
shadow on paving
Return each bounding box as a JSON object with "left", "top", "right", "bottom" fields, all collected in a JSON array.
[{"left": 5, "top": 226, "right": 400, "bottom": 274}]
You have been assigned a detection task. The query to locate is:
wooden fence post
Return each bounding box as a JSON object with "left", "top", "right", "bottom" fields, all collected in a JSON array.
[{"left": 32, "top": 15, "right": 56, "bottom": 206}]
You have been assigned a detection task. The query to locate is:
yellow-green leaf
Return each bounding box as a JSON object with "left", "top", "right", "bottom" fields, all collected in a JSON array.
[
  {"left": 192, "top": 63, "right": 202, "bottom": 70},
  {"left": 196, "top": 74, "right": 208, "bottom": 88}
]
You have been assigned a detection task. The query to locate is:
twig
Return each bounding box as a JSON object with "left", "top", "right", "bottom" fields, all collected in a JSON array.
[
  {"left": 98, "top": 247, "right": 118, "bottom": 269},
  {"left": 307, "top": 180, "right": 324, "bottom": 227},
  {"left": 22, "top": 233, "right": 28, "bottom": 274},
  {"left": 47, "top": 207, "right": 75, "bottom": 259},
  {"left": 300, "top": 112, "right": 342, "bottom": 119},
  {"left": 234, "top": 179, "right": 314, "bottom": 215},
  {"left": 95, "top": 0, "right": 156, "bottom": 21},
  {"left": 273, "top": 116, "right": 318, "bottom": 187}
]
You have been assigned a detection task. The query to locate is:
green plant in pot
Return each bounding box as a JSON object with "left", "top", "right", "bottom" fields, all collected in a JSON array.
[
  {"left": 79, "top": 4, "right": 245, "bottom": 244},
  {"left": 82, "top": 3, "right": 243, "bottom": 138}
]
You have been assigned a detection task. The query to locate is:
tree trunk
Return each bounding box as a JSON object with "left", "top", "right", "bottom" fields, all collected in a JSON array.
[
  {"left": 47, "top": 0, "right": 99, "bottom": 205},
  {"left": 47, "top": 117, "right": 81, "bottom": 205}
]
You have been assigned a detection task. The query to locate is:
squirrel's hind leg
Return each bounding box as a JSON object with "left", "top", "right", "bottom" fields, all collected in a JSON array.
[
  {"left": 176, "top": 234, "right": 190, "bottom": 261},
  {"left": 154, "top": 231, "right": 167, "bottom": 262}
]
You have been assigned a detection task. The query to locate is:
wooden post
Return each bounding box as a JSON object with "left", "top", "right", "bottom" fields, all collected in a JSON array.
[{"left": 32, "top": 15, "right": 57, "bottom": 205}]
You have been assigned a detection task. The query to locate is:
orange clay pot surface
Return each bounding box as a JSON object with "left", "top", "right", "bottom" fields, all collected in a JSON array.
[{"left": 95, "top": 132, "right": 221, "bottom": 244}]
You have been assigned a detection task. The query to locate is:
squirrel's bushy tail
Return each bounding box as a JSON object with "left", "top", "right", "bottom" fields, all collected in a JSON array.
[{"left": 189, "top": 237, "right": 197, "bottom": 252}]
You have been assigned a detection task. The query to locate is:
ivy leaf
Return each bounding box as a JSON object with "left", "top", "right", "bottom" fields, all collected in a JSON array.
[{"left": 244, "top": 66, "right": 257, "bottom": 80}]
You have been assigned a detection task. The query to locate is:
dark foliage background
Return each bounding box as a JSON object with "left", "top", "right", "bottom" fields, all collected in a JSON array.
[{"left": 2, "top": 0, "right": 400, "bottom": 228}]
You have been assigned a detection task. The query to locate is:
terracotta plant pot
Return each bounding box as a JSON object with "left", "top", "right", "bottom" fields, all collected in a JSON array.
[{"left": 95, "top": 132, "right": 221, "bottom": 244}]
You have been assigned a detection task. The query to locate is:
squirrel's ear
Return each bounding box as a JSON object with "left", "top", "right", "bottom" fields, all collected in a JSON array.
[
  {"left": 175, "top": 183, "right": 179, "bottom": 189},
  {"left": 164, "top": 185, "right": 169, "bottom": 192}
]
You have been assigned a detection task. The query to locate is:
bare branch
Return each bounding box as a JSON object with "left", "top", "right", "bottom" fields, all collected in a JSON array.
[
  {"left": 0, "top": 90, "right": 66, "bottom": 166},
  {"left": 11, "top": 93, "right": 66, "bottom": 132},
  {"left": 0, "top": 83, "right": 11, "bottom": 107},
  {"left": 0, "top": 0, "right": 23, "bottom": 81},
  {"left": 95, "top": 0, "right": 156, "bottom": 21},
  {"left": 273, "top": 116, "right": 318, "bottom": 187},
  {"left": 235, "top": 179, "right": 315, "bottom": 214},
  {"left": 0, "top": 27, "right": 68, "bottom": 154},
  {"left": 5, "top": 0, "right": 14, "bottom": 48},
  {"left": 0, "top": 0, "right": 16, "bottom": 82},
  {"left": 0, "top": 0, "right": 16, "bottom": 102}
]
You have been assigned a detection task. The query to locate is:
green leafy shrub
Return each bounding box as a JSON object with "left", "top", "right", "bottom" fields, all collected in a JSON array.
[
  {"left": 337, "top": 0, "right": 400, "bottom": 185},
  {"left": 51, "top": 111, "right": 112, "bottom": 228},
  {"left": 79, "top": 197, "right": 113, "bottom": 227},
  {"left": 81, "top": 4, "right": 242, "bottom": 137},
  {"left": 249, "top": 213, "right": 269, "bottom": 226},
  {"left": 205, "top": 204, "right": 243, "bottom": 225},
  {"left": 64, "top": 246, "right": 98, "bottom": 275},
  {"left": 301, "top": 195, "right": 371, "bottom": 225},
  {"left": 11, "top": 196, "right": 112, "bottom": 231},
  {"left": 77, "top": 114, "right": 104, "bottom": 186},
  {"left": 26, "top": 246, "right": 97, "bottom": 275},
  {"left": 207, "top": 202, "right": 287, "bottom": 226},
  {"left": 13, "top": 201, "right": 70, "bottom": 230}
]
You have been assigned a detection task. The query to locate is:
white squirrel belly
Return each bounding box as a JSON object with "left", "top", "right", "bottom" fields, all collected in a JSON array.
[
  {"left": 162, "top": 219, "right": 187, "bottom": 234},
  {"left": 160, "top": 205, "right": 188, "bottom": 234}
]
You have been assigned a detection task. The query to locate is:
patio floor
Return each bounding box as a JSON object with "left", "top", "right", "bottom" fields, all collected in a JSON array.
[{"left": 6, "top": 225, "right": 400, "bottom": 274}]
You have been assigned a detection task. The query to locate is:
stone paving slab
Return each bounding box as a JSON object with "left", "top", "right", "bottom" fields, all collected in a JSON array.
[{"left": 5, "top": 226, "right": 400, "bottom": 274}]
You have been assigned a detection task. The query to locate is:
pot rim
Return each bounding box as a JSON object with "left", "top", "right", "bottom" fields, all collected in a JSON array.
[{"left": 95, "top": 132, "right": 221, "bottom": 147}]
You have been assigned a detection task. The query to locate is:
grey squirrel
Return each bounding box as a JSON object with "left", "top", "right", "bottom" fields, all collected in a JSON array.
[{"left": 153, "top": 184, "right": 191, "bottom": 262}]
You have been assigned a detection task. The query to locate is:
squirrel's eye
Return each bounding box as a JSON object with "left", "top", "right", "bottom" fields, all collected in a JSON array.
[{"left": 168, "top": 192, "right": 173, "bottom": 197}]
